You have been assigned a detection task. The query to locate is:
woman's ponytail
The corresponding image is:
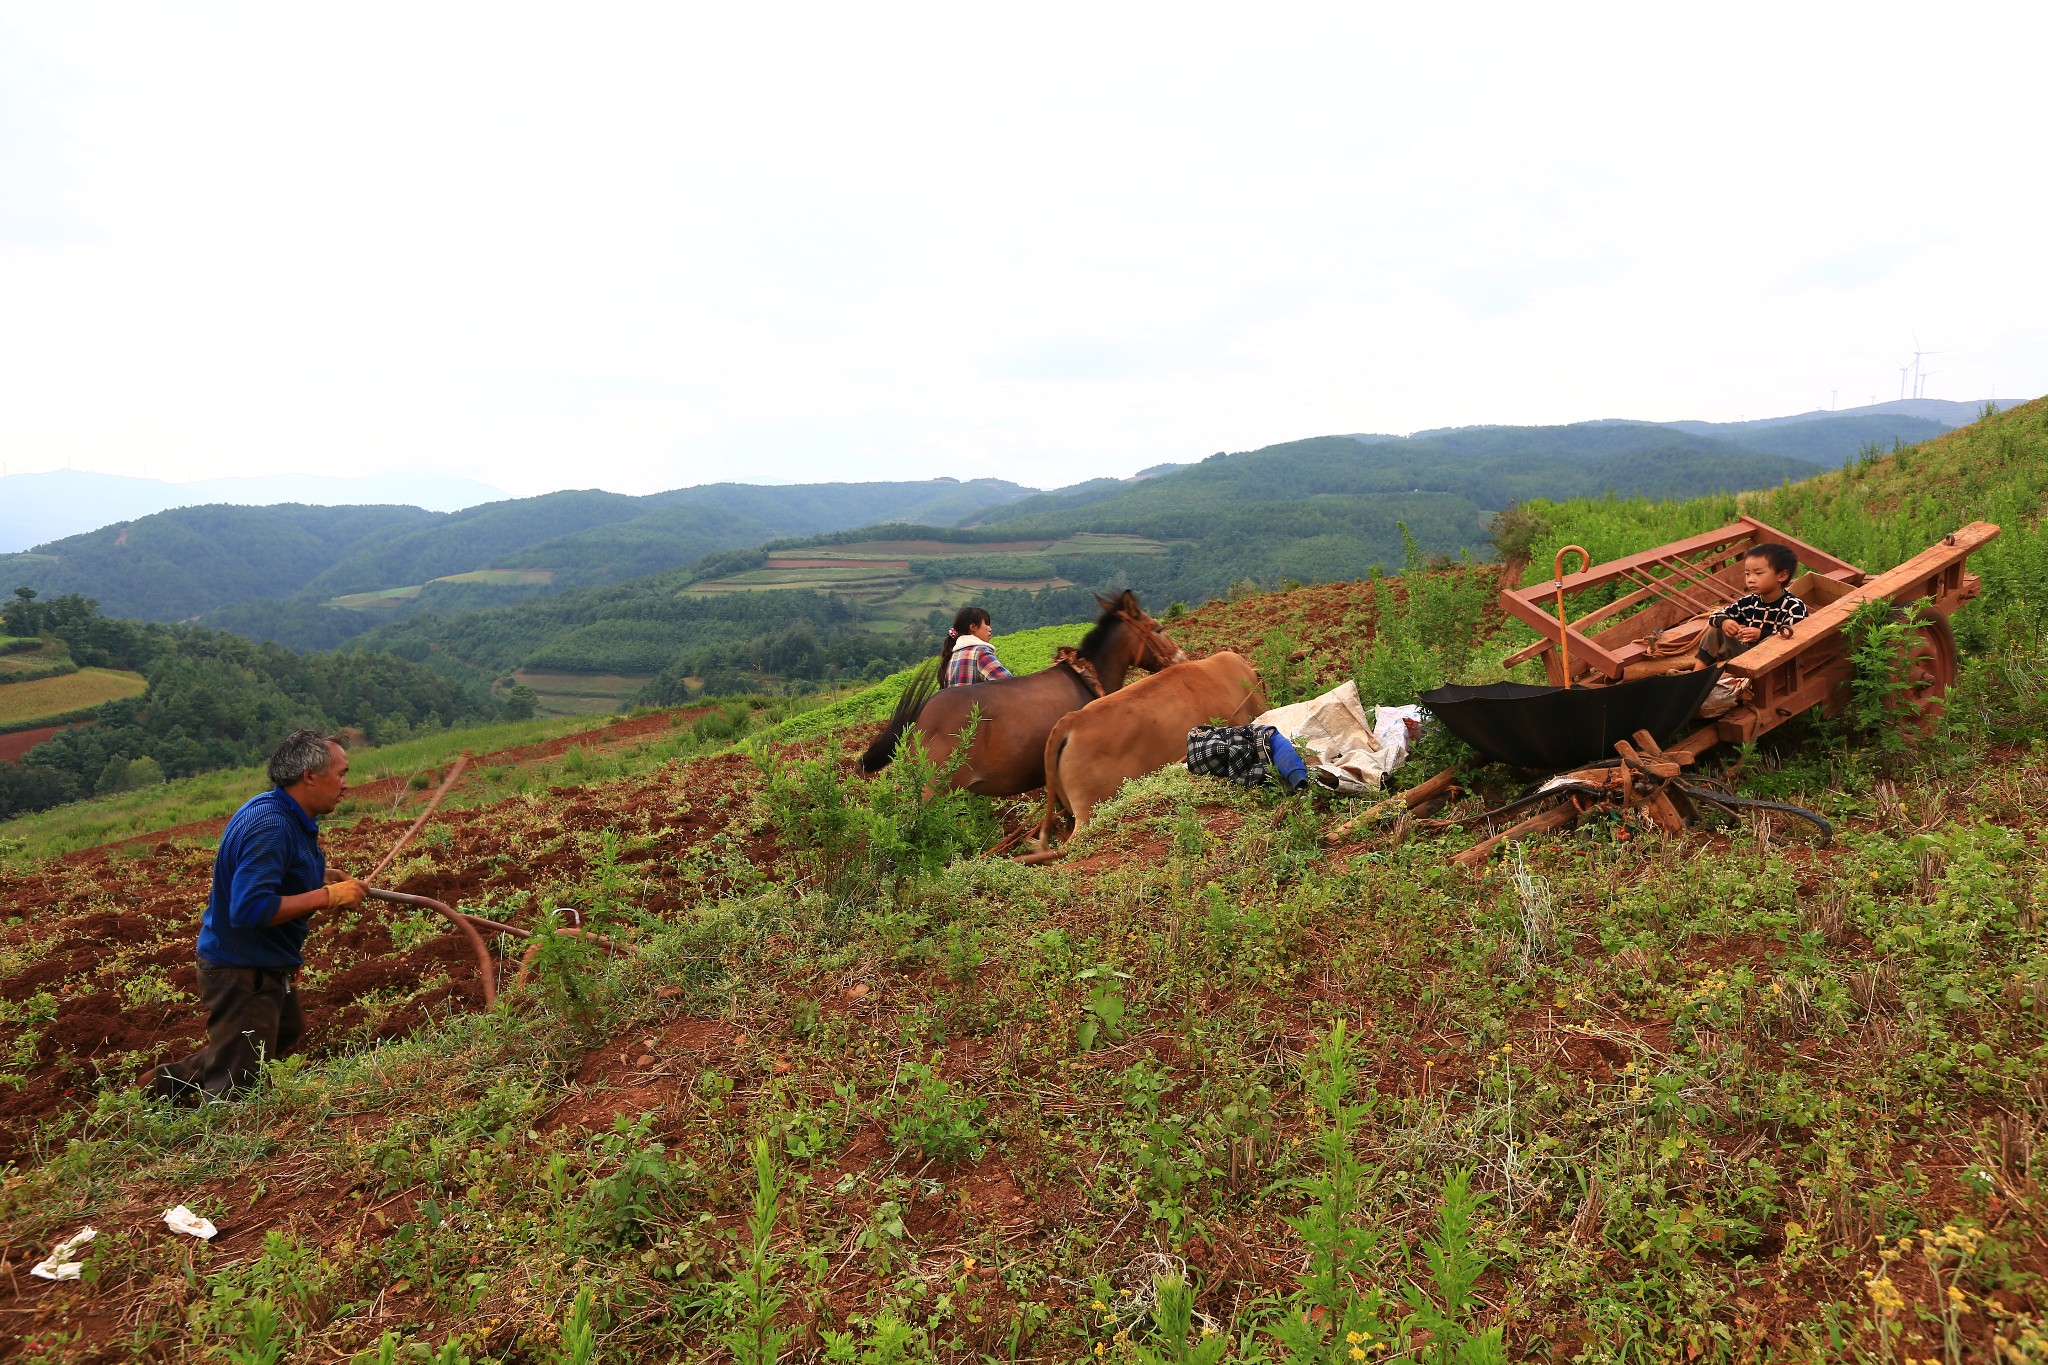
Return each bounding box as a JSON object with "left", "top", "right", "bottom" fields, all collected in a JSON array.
[{"left": 934, "top": 607, "right": 990, "bottom": 686}]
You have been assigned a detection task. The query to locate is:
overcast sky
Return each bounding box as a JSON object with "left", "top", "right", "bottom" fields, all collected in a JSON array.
[{"left": 2, "top": 3, "right": 2044, "bottom": 498}]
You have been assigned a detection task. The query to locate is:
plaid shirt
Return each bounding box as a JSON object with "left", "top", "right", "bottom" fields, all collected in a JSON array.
[
  {"left": 1710, "top": 592, "right": 1808, "bottom": 639},
  {"left": 944, "top": 638, "right": 1012, "bottom": 688},
  {"left": 1186, "top": 725, "right": 1280, "bottom": 787}
]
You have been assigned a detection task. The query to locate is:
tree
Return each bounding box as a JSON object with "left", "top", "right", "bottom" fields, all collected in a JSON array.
[
  {"left": 95, "top": 756, "right": 135, "bottom": 796},
  {"left": 501, "top": 684, "right": 539, "bottom": 720},
  {"left": 3, "top": 586, "right": 40, "bottom": 637}
]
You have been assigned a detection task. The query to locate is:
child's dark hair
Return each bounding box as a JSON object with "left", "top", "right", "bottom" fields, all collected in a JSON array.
[
  {"left": 1744, "top": 543, "right": 1798, "bottom": 578},
  {"left": 934, "top": 606, "right": 991, "bottom": 687}
]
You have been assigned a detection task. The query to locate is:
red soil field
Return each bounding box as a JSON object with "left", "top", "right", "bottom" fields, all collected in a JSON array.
[
  {"left": 0, "top": 721, "right": 90, "bottom": 764},
  {"left": 0, "top": 735, "right": 772, "bottom": 1162}
]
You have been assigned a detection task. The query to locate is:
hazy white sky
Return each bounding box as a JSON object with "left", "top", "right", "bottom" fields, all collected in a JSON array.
[{"left": 2, "top": 3, "right": 2043, "bottom": 497}]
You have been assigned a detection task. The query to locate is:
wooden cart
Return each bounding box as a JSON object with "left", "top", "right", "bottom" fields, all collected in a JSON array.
[
  {"left": 1497, "top": 515, "right": 2000, "bottom": 760},
  {"left": 1392, "top": 517, "right": 2003, "bottom": 866}
]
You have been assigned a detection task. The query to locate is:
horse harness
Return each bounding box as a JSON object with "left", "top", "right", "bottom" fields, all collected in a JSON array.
[{"left": 1054, "top": 647, "right": 1104, "bottom": 701}]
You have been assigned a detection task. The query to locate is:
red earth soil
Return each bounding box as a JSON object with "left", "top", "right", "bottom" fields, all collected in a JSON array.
[
  {"left": 0, "top": 714, "right": 770, "bottom": 1162},
  {"left": 0, "top": 721, "right": 92, "bottom": 764},
  {"left": 1167, "top": 566, "right": 1516, "bottom": 690}
]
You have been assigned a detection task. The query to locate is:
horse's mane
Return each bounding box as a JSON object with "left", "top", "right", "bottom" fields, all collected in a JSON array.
[{"left": 1074, "top": 596, "right": 1127, "bottom": 661}]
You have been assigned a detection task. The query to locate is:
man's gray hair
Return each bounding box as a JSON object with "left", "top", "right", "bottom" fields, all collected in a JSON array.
[{"left": 268, "top": 729, "right": 341, "bottom": 789}]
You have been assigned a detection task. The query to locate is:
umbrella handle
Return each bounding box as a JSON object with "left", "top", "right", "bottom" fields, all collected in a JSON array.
[{"left": 1553, "top": 545, "right": 1591, "bottom": 688}]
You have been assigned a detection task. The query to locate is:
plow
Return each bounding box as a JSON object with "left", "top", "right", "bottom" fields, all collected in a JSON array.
[
  {"left": 1332, "top": 516, "right": 1999, "bottom": 863},
  {"left": 344, "top": 754, "right": 614, "bottom": 1009}
]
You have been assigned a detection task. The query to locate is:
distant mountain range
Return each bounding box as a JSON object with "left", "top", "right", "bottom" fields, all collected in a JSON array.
[
  {"left": 0, "top": 469, "right": 510, "bottom": 554},
  {"left": 0, "top": 478, "right": 1039, "bottom": 628},
  {"left": 1665, "top": 397, "right": 2006, "bottom": 431},
  {"left": 0, "top": 401, "right": 2018, "bottom": 682}
]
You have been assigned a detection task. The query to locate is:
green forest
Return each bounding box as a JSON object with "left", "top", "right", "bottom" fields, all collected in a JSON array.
[
  {"left": 0, "top": 478, "right": 1037, "bottom": 626},
  {"left": 0, "top": 590, "right": 496, "bottom": 821},
  {"left": 114, "top": 416, "right": 1962, "bottom": 697}
]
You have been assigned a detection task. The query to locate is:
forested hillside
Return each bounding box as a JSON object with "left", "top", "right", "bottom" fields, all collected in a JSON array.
[
  {"left": 0, "top": 590, "right": 495, "bottom": 820},
  {"left": 326, "top": 411, "right": 1993, "bottom": 699},
  {"left": 0, "top": 504, "right": 437, "bottom": 622},
  {"left": 0, "top": 478, "right": 1037, "bottom": 626}
]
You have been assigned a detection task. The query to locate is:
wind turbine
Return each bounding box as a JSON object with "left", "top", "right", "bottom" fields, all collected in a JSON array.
[
  {"left": 1911, "top": 334, "right": 1945, "bottom": 400},
  {"left": 1830, "top": 386, "right": 1840, "bottom": 411},
  {"left": 1918, "top": 371, "right": 1938, "bottom": 399},
  {"left": 1898, "top": 362, "right": 1910, "bottom": 401}
]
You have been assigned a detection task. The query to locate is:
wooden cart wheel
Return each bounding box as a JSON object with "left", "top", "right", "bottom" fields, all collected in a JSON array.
[{"left": 1901, "top": 614, "right": 1959, "bottom": 730}]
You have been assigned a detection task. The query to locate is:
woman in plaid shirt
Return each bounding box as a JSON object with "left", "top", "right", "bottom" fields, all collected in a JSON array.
[{"left": 941, "top": 606, "right": 1013, "bottom": 688}]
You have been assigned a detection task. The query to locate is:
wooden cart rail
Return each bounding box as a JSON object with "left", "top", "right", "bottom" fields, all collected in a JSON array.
[
  {"left": 1499, "top": 519, "right": 1999, "bottom": 760},
  {"left": 1499, "top": 515, "right": 1865, "bottom": 684},
  {"left": 1668, "top": 520, "right": 1996, "bottom": 757}
]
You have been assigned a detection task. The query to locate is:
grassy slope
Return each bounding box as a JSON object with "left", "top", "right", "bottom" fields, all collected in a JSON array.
[
  {"left": 0, "top": 712, "right": 656, "bottom": 858},
  {"left": 3, "top": 406, "right": 2048, "bottom": 1363}
]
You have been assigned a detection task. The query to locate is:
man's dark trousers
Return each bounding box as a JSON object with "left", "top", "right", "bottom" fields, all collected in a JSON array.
[{"left": 153, "top": 962, "right": 304, "bottom": 1099}]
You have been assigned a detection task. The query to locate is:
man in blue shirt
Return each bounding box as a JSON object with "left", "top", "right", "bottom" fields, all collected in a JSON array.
[{"left": 151, "top": 730, "right": 366, "bottom": 1100}]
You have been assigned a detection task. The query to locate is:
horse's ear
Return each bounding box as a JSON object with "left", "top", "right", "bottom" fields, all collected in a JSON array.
[
  {"left": 1095, "top": 593, "right": 1120, "bottom": 614},
  {"left": 1118, "top": 589, "right": 1142, "bottom": 613}
]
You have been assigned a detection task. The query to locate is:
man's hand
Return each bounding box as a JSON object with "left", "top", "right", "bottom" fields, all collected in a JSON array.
[
  {"left": 1718, "top": 619, "right": 1743, "bottom": 639},
  {"left": 1736, "top": 624, "right": 1763, "bottom": 644},
  {"left": 325, "top": 878, "right": 366, "bottom": 909}
]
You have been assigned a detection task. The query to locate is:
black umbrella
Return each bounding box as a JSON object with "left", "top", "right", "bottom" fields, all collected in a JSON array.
[{"left": 1420, "top": 668, "right": 1721, "bottom": 771}]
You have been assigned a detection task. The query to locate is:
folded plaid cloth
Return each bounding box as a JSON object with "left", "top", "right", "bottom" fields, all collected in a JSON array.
[{"left": 1186, "top": 724, "right": 1305, "bottom": 790}]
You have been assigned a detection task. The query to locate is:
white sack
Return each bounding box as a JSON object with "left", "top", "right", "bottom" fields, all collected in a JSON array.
[{"left": 1254, "top": 682, "right": 1424, "bottom": 794}]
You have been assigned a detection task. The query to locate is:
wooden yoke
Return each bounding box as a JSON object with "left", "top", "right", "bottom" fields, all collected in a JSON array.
[{"left": 1498, "top": 516, "right": 1866, "bottom": 686}]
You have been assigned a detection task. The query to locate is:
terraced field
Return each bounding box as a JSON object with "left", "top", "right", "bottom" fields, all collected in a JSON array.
[
  {"left": 508, "top": 669, "right": 650, "bottom": 716},
  {"left": 682, "top": 531, "right": 1159, "bottom": 626},
  {"left": 0, "top": 641, "right": 78, "bottom": 683},
  {"left": 330, "top": 568, "right": 554, "bottom": 611},
  {"left": 0, "top": 666, "right": 147, "bottom": 732}
]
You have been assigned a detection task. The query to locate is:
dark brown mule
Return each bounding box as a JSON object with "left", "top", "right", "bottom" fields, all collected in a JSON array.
[{"left": 858, "top": 591, "right": 1185, "bottom": 796}]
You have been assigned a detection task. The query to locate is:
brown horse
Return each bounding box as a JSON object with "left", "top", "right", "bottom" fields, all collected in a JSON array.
[
  {"left": 859, "top": 590, "right": 1185, "bottom": 796},
  {"left": 1033, "top": 651, "right": 1267, "bottom": 849}
]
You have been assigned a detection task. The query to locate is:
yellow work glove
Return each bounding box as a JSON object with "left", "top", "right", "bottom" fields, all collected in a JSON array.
[{"left": 325, "top": 878, "right": 367, "bottom": 909}]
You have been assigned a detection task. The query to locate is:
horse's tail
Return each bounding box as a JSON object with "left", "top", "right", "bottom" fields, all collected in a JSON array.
[
  {"left": 1030, "top": 722, "right": 1075, "bottom": 855},
  {"left": 859, "top": 663, "right": 940, "bottom": 774}
]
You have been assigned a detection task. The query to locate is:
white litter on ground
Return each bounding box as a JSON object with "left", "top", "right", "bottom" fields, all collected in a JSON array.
[
  {"left": 29, "top": 1226, "right": 96, "bottom": 1281},
  {"left": 163, "top": 1205, "right": 218, "bottom": 1239}
]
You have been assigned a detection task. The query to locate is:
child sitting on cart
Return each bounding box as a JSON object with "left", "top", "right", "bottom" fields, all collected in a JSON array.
[{"left": 1696, "top": 542, "right": 1807, "bottom": 668}]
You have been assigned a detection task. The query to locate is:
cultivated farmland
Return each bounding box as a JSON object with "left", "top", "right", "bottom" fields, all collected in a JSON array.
[
  {"left": 0, "top": 666, "right": 146, "bottom": 732},
  {"left": 0, "top": 640, "right": 78, "bottom": 683},
  {"left": 330, "top": 568, "right": 555, "bottom": 612},
  {"left": 683, "top": 531, "right": 1163, "bottom": 628}
]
